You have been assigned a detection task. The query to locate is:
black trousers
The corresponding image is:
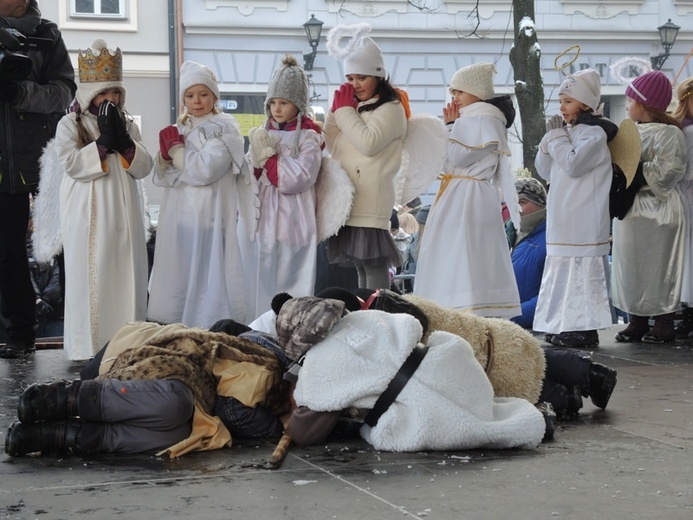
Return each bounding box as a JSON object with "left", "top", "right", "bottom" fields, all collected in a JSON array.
[{"left": 0, "top": 193, "right": 36, "bottom": 344}]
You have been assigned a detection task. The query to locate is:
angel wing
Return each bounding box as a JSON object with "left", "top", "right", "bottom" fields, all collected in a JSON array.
[
  {"left": 235, "top": 157, "right": 260, "bottom": 242},
  {"left": 315, "top": 156, "right": 355, "bottom": 242},
  {"left": 394, "top": 113, "right": 447, "bottom": 206},
  {"left": 32, "top": 138, "right": 64, "bottom": 263}
]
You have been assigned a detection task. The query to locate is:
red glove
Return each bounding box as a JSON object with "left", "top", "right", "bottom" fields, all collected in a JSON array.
[
  {"left": 159, "top": 125, "right": 184, "bottom": 161},
  {"left": 331, "top": 83, "right": 358, "bottom": 112}
]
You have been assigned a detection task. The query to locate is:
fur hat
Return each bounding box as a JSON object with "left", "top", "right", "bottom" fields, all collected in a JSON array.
[
  {"left": 76, "top": 39, "right": 126, "bottom": 111},
  {"left": 626, "top": 70, "right": 672, "bottom": 111},
  {"left": 275, "top": 295, "right": 346, "bottom": 361},
  {"left": 449, "top": 62, "right": 496, "bottom": 101},
  {"left": 327, "top": 23, "right": 386, "bottom": 78},
  {"left": 515, "top": 177, "right": 547, "bottom": 208},
  {"left": 559, "top": 68, "right": 601, "bottom": 111},
  {"left": 179, "top": 60, "right": 220, "bottom": 105},
  {"left": 265, "top": 55, "right": 309, "bottom": 120}
]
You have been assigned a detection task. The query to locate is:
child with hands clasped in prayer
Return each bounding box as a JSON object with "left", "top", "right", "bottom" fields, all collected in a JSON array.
[
  {"left": 244, "top": 55, "right": 324, "bottom": 318},
  {"left": 147, "top": 61, "right": 254, "bottom": 328},
  {"left": 322, "top": 24, "right": 409, "bottom": 290},
  {"left": 414, "top": 62, "right": 521, "bottom": 317},
  {"left": 533, "top": 69, "right": 615, "bottom": 349},
  {"left": 57, "top": 40, "right": 153, "bottom": 361}
]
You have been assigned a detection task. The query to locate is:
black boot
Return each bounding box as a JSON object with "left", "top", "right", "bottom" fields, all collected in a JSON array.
[
  {"left": 17, "top": 380, "right": 81, "bottom": 424},
  {"left": 615, "top": 315, "right": 650, "bottom": 343},
  {"left": 5, "top": 420, "right": 80, "bottom": 457},
  {"left": 589, "top": 363, "right": 617, "bottom": 410},
  {"left": 674, "top": 307, "right": 693, "bottom": 339},
  {"left": 642, "top": 313, "right": 676, "bottom": 344},
  {"left": 550, "top": 330, "right": 599, "bottom": 349}
]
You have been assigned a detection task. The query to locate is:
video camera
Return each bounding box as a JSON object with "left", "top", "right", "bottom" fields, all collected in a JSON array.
[{"left": 0, "top": 27, "right": 53, "bottom": 81}]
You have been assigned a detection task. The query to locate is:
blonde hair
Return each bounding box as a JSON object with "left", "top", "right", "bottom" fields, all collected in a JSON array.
[
  {"left": 177, "top": 105, "right": 221, "bottom": 125},
  {"left": 674, "top": 78, "right": 693, "bottom": 122},
  {"left": 399, "top": 212, "right": 419, "bottom": 235}
]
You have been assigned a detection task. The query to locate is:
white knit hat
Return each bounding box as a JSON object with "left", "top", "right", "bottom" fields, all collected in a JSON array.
[
  {"left": 559, "top": 68, "right": 601, "bottom": 111},
  {"left": 76, "top": 39, "right": 126, "bottom": 111},
  {"left": 450, "top": 62, "right": 496, "bottom": 100},
  {"left": 179, "top": 61, "right": 220, "bottom": 105},
  {"left": 265, "top": 55, "right": 309, "bottom": 120},
  {"left": 326, "top": 23, "right": 386, "bottom": 78}
]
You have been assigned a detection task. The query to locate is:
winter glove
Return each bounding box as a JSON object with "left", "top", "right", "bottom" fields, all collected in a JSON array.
[
  {"left": 248, "top": 126, "right": 280, "bottom": 168},
  {"left": 35, "top": 298, "right": 53, "bottom": 317},
  {"left": 158, "top": 125, "right": 185, "bottom": 161},
  {"left": 0, "top": 80, "right": 19, "bottom": 103},
  {"left": 96, "top": 100, "right": 120, "bottom": 152},
  {"left": 113, "top": 110, "right": 135, "bottom": 155},
  {"left": 545, "top": 114, "right": 565, "bottom": 132},
  {"left": 331, "top": 83, "right": 358, "bottom": 112}
]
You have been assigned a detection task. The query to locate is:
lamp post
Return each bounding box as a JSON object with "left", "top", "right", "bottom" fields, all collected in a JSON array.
[
  {"left": 651, "top": 19, "right": 680, "bottom": 70},
  {"left": 303, "top": 14, "right": 324, "bottom": 71}
]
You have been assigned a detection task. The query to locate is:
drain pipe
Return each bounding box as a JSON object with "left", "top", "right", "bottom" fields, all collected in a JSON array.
[{"left": 167, "top": 0, "right": 177, "bottom": 123}]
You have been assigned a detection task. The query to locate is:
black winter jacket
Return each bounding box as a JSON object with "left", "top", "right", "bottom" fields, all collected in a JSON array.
[{"left": 0, "top": 4, "right": 76, "bottom": 194}]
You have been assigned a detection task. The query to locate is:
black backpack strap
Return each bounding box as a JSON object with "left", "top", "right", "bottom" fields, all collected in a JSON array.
[{"left": 364, "top": 345, "right": 429, "bottom": 428}]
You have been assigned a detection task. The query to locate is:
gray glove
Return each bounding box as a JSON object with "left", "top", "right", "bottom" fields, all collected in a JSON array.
[{"left": 546, "top": 114, "right": 565, "bottom": 132}]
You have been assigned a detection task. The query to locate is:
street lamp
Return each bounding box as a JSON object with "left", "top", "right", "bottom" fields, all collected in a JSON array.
[
  {"left": 303, "top": 14, "right": 324, "bottom": 71},
  {"left": 651, "top": 19, "right": 680, "bottom": 70}
]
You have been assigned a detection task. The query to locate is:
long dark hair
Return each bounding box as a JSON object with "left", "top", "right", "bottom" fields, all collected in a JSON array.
[{"left": 358, "top": 76, "right": 400, "bottom": 114}]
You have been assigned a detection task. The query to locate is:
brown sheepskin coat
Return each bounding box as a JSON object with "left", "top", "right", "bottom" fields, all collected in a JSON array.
[
  {"left": 404, "top": 295, "right": 546, "bottom": 403},
  {"left": 99, "top": 322, "right": 289, "bottom": 415}
]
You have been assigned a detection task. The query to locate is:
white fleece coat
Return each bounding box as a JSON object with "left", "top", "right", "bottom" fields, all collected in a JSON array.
[{"left": 294, "top": 310, "right": 545, "bottom": 452}]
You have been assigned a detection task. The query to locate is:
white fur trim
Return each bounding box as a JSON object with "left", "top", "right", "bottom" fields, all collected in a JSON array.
[{"left": 326, "top": 23, "right": 373, "bottom": 60}]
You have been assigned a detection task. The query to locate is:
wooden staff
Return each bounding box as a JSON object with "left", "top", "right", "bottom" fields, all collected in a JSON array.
[{"left": 268, "top": 431, "right": 292, "bottom": 467}]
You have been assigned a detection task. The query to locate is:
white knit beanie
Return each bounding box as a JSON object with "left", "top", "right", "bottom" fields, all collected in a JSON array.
[
  {"left": 559, "top": 68, "right": 601, "bottom": 111},
  {"left": 76, "top": 39, "right": 126, "bottom": 111},
  {"left": 265, "top": 55, "right": 309, "bottom": 120},
  {"left": 179, "top": 61, "right": 220, "bottom": 105},
  {"left": 449, "top": 62, "right": 496, "bottom": 101},
  {"left": 326, "top": 23, "right": 386, "bottom": 78}
]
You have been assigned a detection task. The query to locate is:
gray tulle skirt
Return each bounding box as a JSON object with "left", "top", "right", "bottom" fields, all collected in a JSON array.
[{"left": 327, "top": 226, "right": 402, "bottom": 268}]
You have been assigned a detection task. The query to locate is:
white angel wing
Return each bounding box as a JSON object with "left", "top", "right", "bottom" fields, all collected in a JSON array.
[
  {"left": 315, "top": 156, "right": 355, "bottom": 242},
  {"left": 236, "top": 158, "right": 260, "bottom": 242},
  {"left": 32, "top": 138, "right": 64, "bottom": 263},
  {"left": 394, "top": 113, "right": 447, "bottom": 206}
]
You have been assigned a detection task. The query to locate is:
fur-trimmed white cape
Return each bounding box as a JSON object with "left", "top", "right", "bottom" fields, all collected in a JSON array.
[{"left": 294, "top": 310, "right": 545, "bottom": 452}]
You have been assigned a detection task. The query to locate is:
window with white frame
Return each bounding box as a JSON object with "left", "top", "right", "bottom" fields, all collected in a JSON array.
[{"left": 71, "top": 0, "right": 125, "bottom": 18}]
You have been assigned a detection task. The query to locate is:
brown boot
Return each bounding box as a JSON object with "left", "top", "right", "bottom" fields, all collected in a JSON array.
[
  {"left": 642, "top": 313, "right": 676, "bottom": 344},
  {"left": 615, "top": 315, "right": 649, "bottom": 343}
]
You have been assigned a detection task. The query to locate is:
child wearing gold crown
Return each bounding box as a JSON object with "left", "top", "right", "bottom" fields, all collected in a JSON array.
[
  {"left": 54, "top": 40, "right": 153, "bottom": 361},
  {"left": 147, "top": 61, "right": 256, "bottom": 328}
]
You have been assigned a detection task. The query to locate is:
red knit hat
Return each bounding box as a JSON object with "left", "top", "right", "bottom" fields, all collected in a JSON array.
[{"left": 625, "top": 70, "right": 672, "bottom": 111}]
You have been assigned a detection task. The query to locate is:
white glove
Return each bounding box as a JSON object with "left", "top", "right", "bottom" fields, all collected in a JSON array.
[
  {"left": 248, "top": 127, "right": 280, "bottom": 168},
  {"left": 546, "top": 114, "right": 565, "bottom": 132}
]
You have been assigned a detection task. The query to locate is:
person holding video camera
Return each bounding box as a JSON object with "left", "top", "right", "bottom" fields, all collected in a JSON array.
[{"left": 0, "top": 0, "right": 75, "bottom": 358}]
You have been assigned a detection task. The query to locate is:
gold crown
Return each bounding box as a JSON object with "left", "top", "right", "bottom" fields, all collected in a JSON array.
[{"left": 78, "top": 46, "right": 122, "bottom": 84}]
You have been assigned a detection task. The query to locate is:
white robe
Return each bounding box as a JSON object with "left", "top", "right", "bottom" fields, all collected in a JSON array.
[
  {"left": 533, "top": 123, "right": 613, "bottom": 333},
  {"left": 612, "top": 123, "right": 688, "bottom": 316},
  {"left": 57, "top": 112, "right": 152, "bottom": 361},
  {"left": 414, "top": 102, "right": 520, "bottom": 317},
  {"left": 294, "top": 311, "right": 545, "bottom": 452},
  {"left": 243, "top": 121, "right": 322, "bottom": 320},
  {"left": 147, "top": 113, "right": 254, "bottom": 328}
]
